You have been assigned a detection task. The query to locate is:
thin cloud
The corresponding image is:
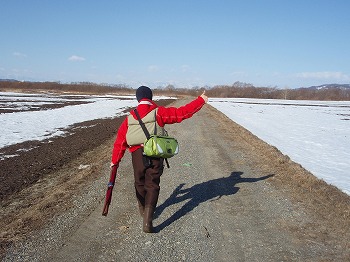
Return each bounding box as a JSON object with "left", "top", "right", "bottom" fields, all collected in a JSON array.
[
  {"left": 68, "top": 55, "right": 86, "bottom": 61},
  {"left": 13, "top": 52, "right": 27, "bottom": 58},
  {"left": 147, "top": 65, "right": 159, "bottom": 72},
  {"left": 115, "top": 74, "right": 124, "bottom": 80},
  {"left": 230, "top": 71, "right": 248, "bottom": 77},
  {"left": 181, "top": 65, "right": 190, "bottom": 72},
  {"left": 296, "top": 71, "right": 350, "bottom": 81}
]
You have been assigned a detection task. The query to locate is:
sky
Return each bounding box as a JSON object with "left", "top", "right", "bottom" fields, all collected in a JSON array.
[{"left": 1, "top": 0, "right": 350, "bottom": 89}]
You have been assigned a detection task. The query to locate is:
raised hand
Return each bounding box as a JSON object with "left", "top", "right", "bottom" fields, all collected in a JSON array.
[{"left": 200, "top": 90, "right": 208, "bottom": 103}]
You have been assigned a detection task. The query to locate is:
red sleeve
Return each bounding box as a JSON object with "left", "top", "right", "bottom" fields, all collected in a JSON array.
[
  {"left": 157, "top": 96, "right": 205, "bottom": 126},
  {"left": 111, "top": 118, "right": 128, "bottom": 167}
]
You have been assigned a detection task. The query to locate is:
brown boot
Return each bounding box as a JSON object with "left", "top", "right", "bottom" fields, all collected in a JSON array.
[
  {"left": 143, "top": 207, "right": 154, "bottom": 233},
  {"left": 138, "top": 202, "right": 145, "bottom": 217}
]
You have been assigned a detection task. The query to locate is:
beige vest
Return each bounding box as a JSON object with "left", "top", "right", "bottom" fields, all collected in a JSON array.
[{"left": 126, "top": 108, "right": 165, "bottom": 146}]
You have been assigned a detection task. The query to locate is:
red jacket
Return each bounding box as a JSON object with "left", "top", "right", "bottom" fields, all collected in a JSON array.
[{"left": 111, "top": 96, "right": 205, "bottom": 167}]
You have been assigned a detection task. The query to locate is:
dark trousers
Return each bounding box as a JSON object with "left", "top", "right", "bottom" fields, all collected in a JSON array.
[{"left": 131, "top": 148, "right": 164, "bottom": 209}]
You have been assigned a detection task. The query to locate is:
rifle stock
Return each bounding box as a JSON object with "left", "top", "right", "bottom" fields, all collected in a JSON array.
[{"left": 102, "top": 165, "right": 118, "bottom": 216}]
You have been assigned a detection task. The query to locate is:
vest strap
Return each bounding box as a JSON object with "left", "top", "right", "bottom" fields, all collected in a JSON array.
[
  {"left": 134, "top": 109, "right": 169, "bottom": 167},
  {"left": 134, "top": 109, "right": 151, "bottom": 139}
]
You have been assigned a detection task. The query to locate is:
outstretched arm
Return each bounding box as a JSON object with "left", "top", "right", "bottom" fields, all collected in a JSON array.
[{"left": 157, "top": 92, "right": 208, "bottom": 125}]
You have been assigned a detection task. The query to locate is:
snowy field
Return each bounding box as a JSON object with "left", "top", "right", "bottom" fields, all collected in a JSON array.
[
  {"left": 1, "top": 92, "right": 349, "bottom": 195},
  {"left": 0, "top": 92, "right": 137, "bottom": 149},
  {"left": 0, "top": 92, "right": 171, "bottom": 150},
  {"left": 209, "top": 98, "right": 350, "bottom": 195}
]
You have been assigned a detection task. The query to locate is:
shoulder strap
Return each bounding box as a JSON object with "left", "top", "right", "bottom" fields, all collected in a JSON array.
[
  {"left": 134, "top": 109, "right": 151, "bottom": 139},
  {"left": 135, "top": 109, "right": 170, "bottom": 168},
  {"left": 154, "top": 109, "right": 157, "bottom": 135}
]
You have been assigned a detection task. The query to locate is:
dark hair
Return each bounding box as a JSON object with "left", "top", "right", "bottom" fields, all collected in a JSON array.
[{"left": 136, "top": 86, "right": 153, "bottom": 101}]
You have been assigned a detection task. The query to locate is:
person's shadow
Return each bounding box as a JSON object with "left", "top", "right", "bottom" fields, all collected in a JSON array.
[{"left": 154, "top": 171, "right": 274, "bottom": 232}]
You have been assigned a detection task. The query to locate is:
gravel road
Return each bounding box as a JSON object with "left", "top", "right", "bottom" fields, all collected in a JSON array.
[{"left": 2, "top": 99, "right": 349, "bottom": 261}]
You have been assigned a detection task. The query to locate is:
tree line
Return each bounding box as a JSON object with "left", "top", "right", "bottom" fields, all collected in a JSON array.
[
  {"left": 1, "top": 80, "right": 349, "bottom": 101},
  {"left": 205, "top": 82, "right": 350, "bottom": 101},
  {"left": 0, "top": 81, "right": 130, "bottom": 94}
]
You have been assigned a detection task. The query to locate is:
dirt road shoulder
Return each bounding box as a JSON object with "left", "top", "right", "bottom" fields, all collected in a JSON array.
[{"left": 1, "top": 99, "right": 349, "bottom": 261}]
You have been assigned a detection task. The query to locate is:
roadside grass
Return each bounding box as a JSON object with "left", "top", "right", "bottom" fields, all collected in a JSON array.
[{"left": 208, "top": 105, "right": 350, "bottom": 257}]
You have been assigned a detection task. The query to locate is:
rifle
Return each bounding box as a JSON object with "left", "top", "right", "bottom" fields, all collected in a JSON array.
[{"left": 102, "top": 165, "right": 118, "bottom": 216}]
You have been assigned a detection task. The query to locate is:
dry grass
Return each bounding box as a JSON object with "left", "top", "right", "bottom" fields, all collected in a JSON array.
[
  {"left": 208, "top": 105, "right": 350, "bottom": 254},
  {"left": 0, "top": 138, "right": 114, "bottom": 258},
  {"left": 0, "top": 98, "right": 175, "bottom": 259}
]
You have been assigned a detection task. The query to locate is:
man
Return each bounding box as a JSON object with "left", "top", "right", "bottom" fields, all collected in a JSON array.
[{"left": 110, "top": 85, "right": 208, "bottom": 233}]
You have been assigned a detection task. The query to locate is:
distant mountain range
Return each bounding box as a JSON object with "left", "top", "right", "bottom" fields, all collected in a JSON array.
[
  {"left": 304, "top": 84, "right": 350, "bottom": 90},
  {"left": 0, "top": 79, "right": 20, "bottom": 82}
]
